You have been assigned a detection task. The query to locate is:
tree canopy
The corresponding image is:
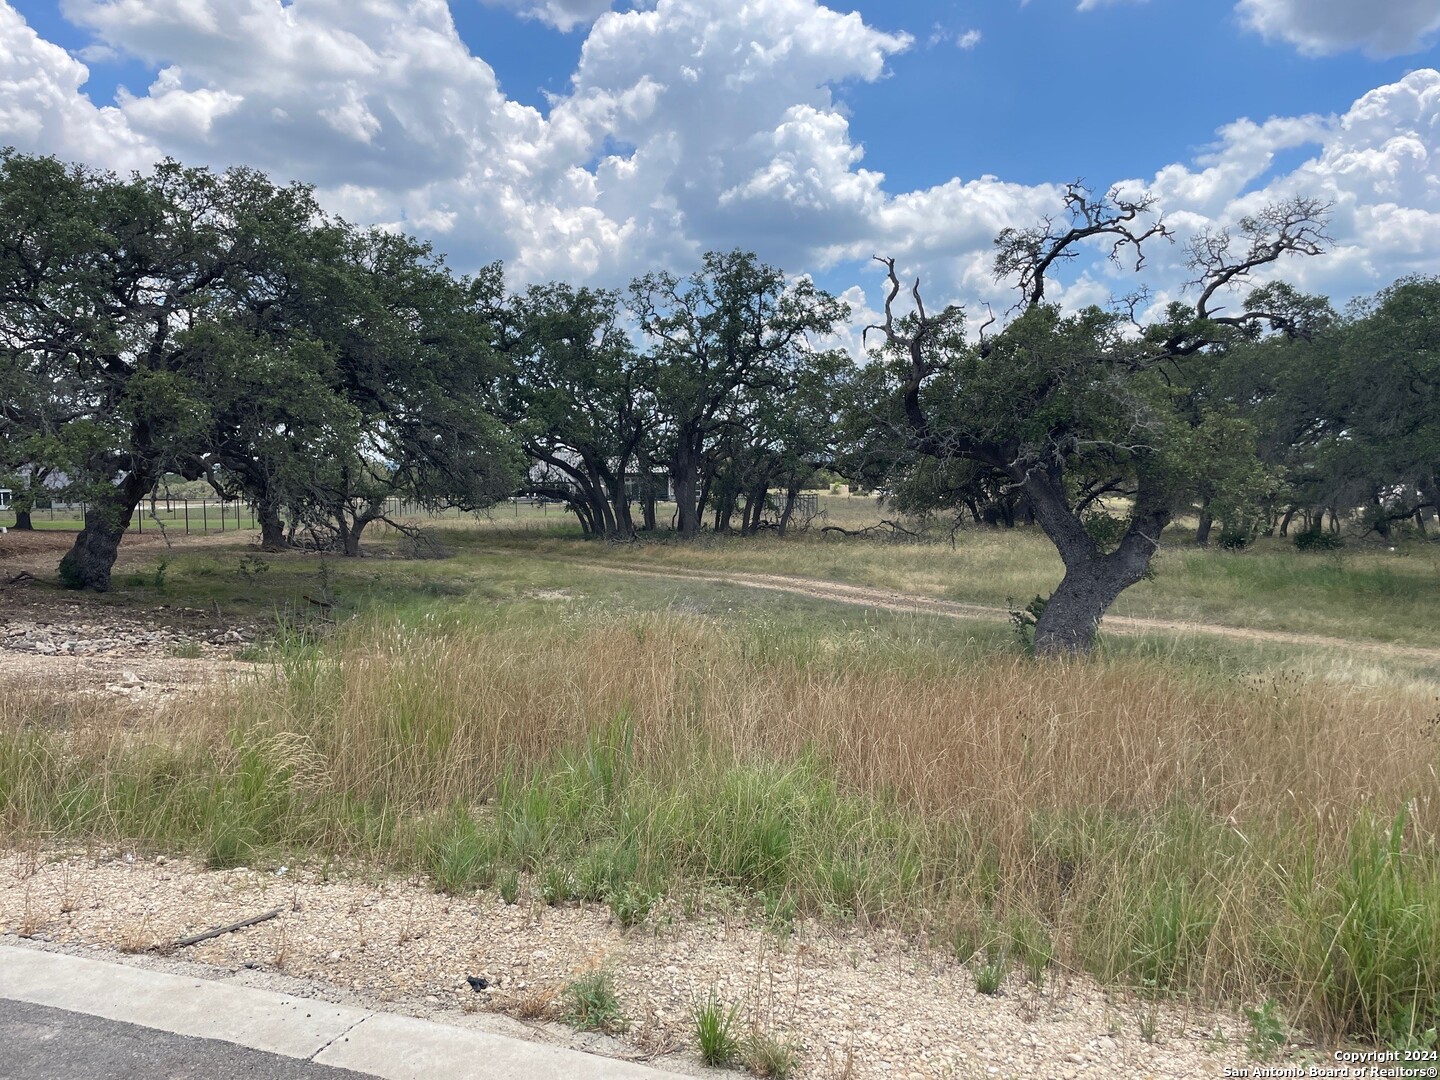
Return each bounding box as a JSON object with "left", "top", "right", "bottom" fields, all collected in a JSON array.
[{"left": 2, "top": 150, "right": 1435, "bottom": 638}]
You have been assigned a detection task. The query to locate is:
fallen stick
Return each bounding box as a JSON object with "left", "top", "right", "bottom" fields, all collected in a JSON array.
[{"left": 171, "top": 909, "right": 281, "bottom": 949}]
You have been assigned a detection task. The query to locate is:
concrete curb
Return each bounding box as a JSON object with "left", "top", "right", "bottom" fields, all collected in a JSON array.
[{"left": 0, "top": 944, "right": 687, "bottom": 1079}]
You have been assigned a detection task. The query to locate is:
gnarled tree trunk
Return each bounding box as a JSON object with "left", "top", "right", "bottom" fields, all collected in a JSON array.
[
  {"left": 338, "top": 516, "right": 366, "bottom": 557},
  {"left": 1025, "top": 472, "right": 1169, "bottom": 656},
  {"left": 1195, "top": 499, "right": 1214, "bottom": 547},
  {"left": 58, "top": 471, "right": 152, "bottom": 591},
  {"left": 672, "top": 444, "right": 702, "bottom": 538},
  {"left": 258, "top": 497, "right": 288, "bottom": 551},
  {"left": 776, "top": 482, "right": 801, "bottom": 537}
]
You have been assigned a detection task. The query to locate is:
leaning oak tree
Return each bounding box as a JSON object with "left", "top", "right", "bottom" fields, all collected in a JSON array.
[
  {"left": 867, "top": 185, "right": 1329, "bottom": 654},
  {"left": 0, "top": 152, "right": 286, "bottom": 590},
  {"left": 279, "top": 231, "right": 523, "bottom": 556}
]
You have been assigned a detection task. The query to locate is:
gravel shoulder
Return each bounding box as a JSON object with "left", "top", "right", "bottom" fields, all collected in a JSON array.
[{"left": 0, "top": 850, "right": 1300, "bottom": 1080}]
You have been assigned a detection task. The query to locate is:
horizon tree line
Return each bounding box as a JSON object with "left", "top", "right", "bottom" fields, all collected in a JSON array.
[{"left": 2, "top": 149, "right": 1435, "bottom": 653}]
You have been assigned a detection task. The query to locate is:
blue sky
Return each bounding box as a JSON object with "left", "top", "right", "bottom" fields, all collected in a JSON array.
[{"left": 3, "top": 0, "right": 1439, "bottom": 332}]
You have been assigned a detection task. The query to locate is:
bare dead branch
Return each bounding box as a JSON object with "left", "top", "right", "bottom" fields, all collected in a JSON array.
[
  {"left": 167, "top": 909, "right": 281, "bottom": 951},
  {"left": 994, "top": 182, "right": 1171, "bottom": 309},
  {"left": 975, "top": 303, "right": 997, "bottom": 357},
  {"left": 1189, "top": 196, "right": 1332, "bottom": 325},
  {"left": 820, "top": 518, "right": 921, "bottom": 540}
]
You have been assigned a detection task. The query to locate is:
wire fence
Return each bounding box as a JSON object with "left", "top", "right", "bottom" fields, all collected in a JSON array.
[
  {"left": 22, "top": 498, "right": 479, "bottom": 535},
  {"left": 11, "top": 491, "right": 847, "bottom": 534}
]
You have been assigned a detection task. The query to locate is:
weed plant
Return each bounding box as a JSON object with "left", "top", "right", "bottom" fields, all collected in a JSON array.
[
  {"left": 693, "top": 987, "right": 742, "bottom": 1066},
  {"left": 743, "top": 1031, "right": 800, "bottom": 1078},
  {"left": 561, "top": 969, "right": 626, "bottom": 1034}
]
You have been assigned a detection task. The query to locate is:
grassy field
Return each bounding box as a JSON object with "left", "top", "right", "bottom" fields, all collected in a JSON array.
[
  {"left": 457, "top": 498, "right": 1440, "bottom": 650},
  {"left": 3, "top": 518, "right": 1440, "bottom": 1050}
]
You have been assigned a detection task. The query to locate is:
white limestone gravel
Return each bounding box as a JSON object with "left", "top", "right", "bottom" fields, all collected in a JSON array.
[{"left": 0, "top": 848, "right": 1323, "bottom": 1079}]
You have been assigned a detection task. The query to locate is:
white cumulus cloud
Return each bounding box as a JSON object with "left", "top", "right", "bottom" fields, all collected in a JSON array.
[
  {"left": 0, "top": 1, "right": 155, "bottom": 170},
  {"left": 1236, "top": 0, "right": 1440, "bottom": 57},
  {"left": 0, "top": 0, "right": 1436, "bottom": 332},
  {"left": 479, "top": 0, "right": 618, "bottom": 32}
]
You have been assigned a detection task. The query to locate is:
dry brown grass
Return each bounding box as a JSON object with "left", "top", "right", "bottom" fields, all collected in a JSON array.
[
  {"left": 234, "top": 613, "right": 1440, "bottom": 843},
  {"left": 4, "top": 607, "right": 1439, "bottom": 1041}
]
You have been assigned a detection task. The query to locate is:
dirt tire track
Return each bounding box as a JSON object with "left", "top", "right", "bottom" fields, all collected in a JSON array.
[{"left": 559, "top": 559, "right": 1440, "bottom": 664}]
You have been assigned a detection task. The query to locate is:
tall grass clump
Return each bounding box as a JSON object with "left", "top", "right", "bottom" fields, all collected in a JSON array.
[{"left": 2, "top": 606, "right": 1439, "bottom": 1045}]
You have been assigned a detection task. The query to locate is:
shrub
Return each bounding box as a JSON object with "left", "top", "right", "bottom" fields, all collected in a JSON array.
[
  {"left": 1007, "top": 594, "right": 1048, "bottom": 651},
  {"left": 1243, "top": 999, "right": 1288, "bottom": 1059},
  {"left": 1218, "top": 526, "right": 1252, "bottom": 551},
  {"left": 1294, "top": 529, "right": 1345, "bottom": 551}
]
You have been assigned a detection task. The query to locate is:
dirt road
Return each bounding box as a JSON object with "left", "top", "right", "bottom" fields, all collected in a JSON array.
[{"left": 561, "top": 560, "right": 1440, "bottom": 664}]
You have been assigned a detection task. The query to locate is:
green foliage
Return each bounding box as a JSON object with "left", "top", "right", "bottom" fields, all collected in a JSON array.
[
  {"left": 1218, "top": 526, "right": 1253, "bottom": 551},
  {"left": 0, "top": 149, "right": 520, "bottom": 587},
  {"left": 57, "top": 558, "right": 85, "bottom": 590},
  {"left": 1008, "top": 594, "right": 1048, "bottom": 651},
  {"left": 692, "top": 987, "right": 742, "bottom": 1067},
  {"left": 608, "top": 884, "right": 655, "bottom": 928},
  {"left": 1243, "top": 999, "right": 1288, "bottom": 1059},
  {"left": 561, "top": 969, "right": 627, "bottom": 1034},
  {"left": 1082, "top": 510, "right": 1129, "bottom": 553},
  {"left": 850, "top": 188, "right": 1337, "bottom": 653},
  {"left": 629, "top": 249, "right": 852, "bottom": 537},
  {"left": 1295, "top": 529, "right": 1345, "bottom": 552}
]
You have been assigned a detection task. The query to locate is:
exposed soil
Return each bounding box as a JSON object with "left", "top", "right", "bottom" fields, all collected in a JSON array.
[
  {"left": 1, "top": 850, "right": 1303, "bottom": 1080},
  {"left": 0, "top": 527, "right": 180, "bottom": 580},
  {"left": 0, "top": 530, "right": 265, "bottom": 698}
]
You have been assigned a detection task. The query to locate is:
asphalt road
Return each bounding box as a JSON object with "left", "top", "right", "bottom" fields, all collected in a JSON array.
[{"left": 0, "top": 997, "right": 374, "bottom": 1080}]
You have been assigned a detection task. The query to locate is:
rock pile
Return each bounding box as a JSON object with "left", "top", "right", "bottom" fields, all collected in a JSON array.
[{"left": 1, "top": 618, "right": 253, "bottom": 658}]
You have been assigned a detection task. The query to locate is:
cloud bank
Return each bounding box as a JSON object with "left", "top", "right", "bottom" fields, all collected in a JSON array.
[{"left": 0, "top": 0, "right": 1436, "bottom": 330}]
